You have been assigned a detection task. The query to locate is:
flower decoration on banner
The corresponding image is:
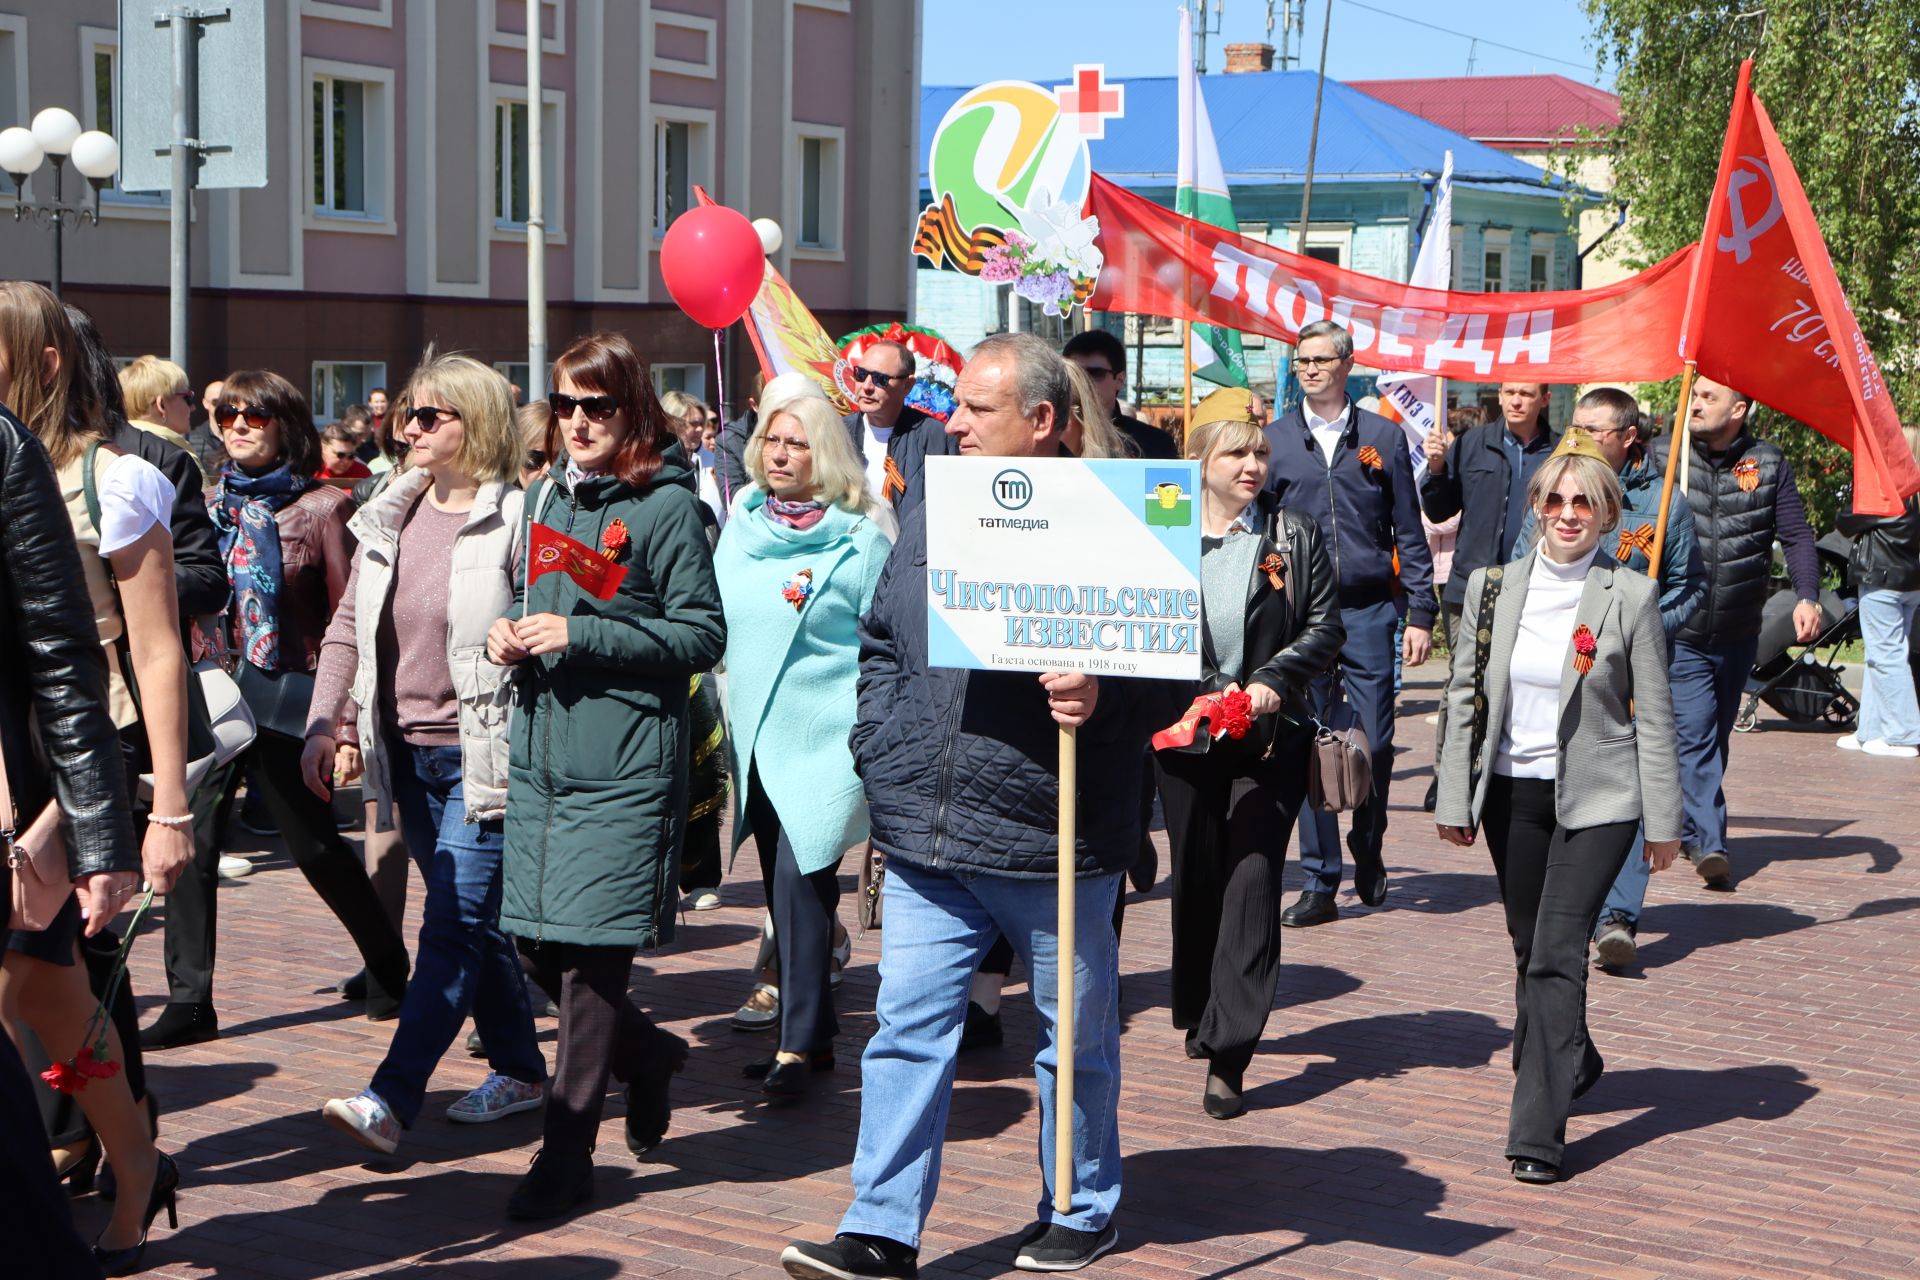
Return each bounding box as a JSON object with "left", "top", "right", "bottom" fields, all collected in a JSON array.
[
  {"left": 781, "top": 568, "right": 815, "bottom": 612},
  {"left": 43, "top": 889, "right": 153, "bottom": 1094},
  {"left": 1732, "top": 457, "right": 1760, "bottom": 493},
  {"left": 980, "top": 220, "right": 1104, "bottom": 318},
  {"left": 1357, "top": 445, "right": 1384, "bottom": 471},
  {"left": 1259, "top": 552, "right": 1287, "bottom": 592},
  {"left": 1571, "top": 624, "right": 1597, "bottom": 675},
  {"left": 838, "top": 322, "right": 966, "bottom": 422},
  {"left": 600, "top": 519, "right": 630, "bottom": 562}
]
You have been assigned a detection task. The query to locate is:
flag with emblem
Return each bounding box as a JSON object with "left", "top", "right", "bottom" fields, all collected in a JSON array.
[
  {"left": 1176, "top": 7, "right": 1248, "bottom": 389},
  {"left": 529, "top": 522, "right": 628, "bottom": 601}
]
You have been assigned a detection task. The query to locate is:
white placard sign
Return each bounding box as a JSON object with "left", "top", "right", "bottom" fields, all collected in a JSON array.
[{"left": 923, "top": 456, "right": 1204, "bottom": 680}]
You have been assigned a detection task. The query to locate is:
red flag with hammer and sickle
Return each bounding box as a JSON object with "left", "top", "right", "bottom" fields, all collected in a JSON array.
[{"left": 529, "top": 522, "right": 628, "bottom": 601}]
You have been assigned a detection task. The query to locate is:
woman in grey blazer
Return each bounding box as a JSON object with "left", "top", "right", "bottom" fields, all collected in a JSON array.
[{"left": 1435, "top": 443, "right": 1683, "bottom": 1185}]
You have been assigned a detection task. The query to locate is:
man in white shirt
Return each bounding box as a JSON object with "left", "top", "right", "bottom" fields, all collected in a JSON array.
[{"left": 841, "top": 338, "right": 950, "bottom": 514}]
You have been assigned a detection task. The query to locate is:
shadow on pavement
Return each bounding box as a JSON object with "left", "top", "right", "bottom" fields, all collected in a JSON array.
[
  {"left": 1568, "top": 1063, "right": 1816, "bottom": 1176},
  {"left": 1729, "top": 831, "right": 1901, "bottom": 877},
  {"left": 1636, "top": 896, "right": 1920, "bottom": 970},
  {"left": 1246, "top": 1009, "right": 1507, "bottom": 1111},
  {"left": 1370, "top": 869, "right": 1500, "bottom": 916}
]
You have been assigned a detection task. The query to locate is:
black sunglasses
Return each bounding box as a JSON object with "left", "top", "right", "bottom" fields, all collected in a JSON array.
[
  {"left": 549, "top": 392, "right": 621, "bottom": 421},
  {"left": 404, "top": 405, "right": 462, "bottom": 432},
  {"left": 213, "top": 404, "right": 273, "bottom": 428},
  {"left": 524, "top": 448, "right": 548, "bottom": 470},
  {"left": 850, "top": 366, "right": 903, "bottom": 389}
]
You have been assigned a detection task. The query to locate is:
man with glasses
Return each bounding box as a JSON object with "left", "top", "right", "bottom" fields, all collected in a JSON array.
[
  {"left": 1263, "top": 319, "right": 1435, "bottom": 928},
  {"left": 843, "top": 338, "right": 952, "bottom": 515},
  {"left": 1063, "top": 330, "right": 1178, "bottom": 459},
  {"left": 1512, "top": 391, "right": 1704, "bottom": 967}
]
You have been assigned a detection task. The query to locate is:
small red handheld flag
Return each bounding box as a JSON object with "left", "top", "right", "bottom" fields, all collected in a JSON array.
[{"left": 529, "top": 522, "right": 628, "bottom": 601}]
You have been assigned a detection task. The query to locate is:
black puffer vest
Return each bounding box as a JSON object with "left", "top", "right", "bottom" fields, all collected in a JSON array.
[{"left": 1648, "top": 432, "right": 1784, "bottom": 646}]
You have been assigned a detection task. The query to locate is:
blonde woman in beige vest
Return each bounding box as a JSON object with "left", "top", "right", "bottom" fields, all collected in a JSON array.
[{"left": 0, "top": 280, "right": 189, "bottom": 1273}]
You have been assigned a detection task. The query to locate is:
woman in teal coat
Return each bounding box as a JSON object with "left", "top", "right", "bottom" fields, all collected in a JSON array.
[
  {"left": 486, "top": 332, "right": 724, "bottom": 1220},
  {"left": 714, "top": 394, "right": 892, "bottom": 1100}
]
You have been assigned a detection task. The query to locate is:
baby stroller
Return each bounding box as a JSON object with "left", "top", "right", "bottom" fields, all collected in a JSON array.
[{"left": 1733, "top": 532, "right": 1860, "bottom": 732}]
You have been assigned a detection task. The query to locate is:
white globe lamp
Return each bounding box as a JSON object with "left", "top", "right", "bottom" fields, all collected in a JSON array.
[
  {"left": 30, "top": 107, "right": 83, "bottom": 157},
  {"left": 0, "top": 126, "right": 44, "bottom": 178},
  {"left": 71, "top": 131, "right": 121, "bottom": 184}
]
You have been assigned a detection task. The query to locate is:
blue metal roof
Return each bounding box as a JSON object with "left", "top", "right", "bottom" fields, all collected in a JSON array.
[{"left": 921, "top": 70, "right": 1586, "bottom": 199}]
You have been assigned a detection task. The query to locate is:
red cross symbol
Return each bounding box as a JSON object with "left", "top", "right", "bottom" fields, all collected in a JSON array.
[{"left": 1054, "top": 64, "right": 1125, "bottom": 139}]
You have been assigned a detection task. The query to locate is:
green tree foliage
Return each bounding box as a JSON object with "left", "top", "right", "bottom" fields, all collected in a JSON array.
[{"left": 1581, "top": 0, "right": 1920, "bottom": 529}]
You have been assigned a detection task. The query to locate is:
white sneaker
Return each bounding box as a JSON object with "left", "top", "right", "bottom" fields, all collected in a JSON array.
[
  {"left": 1836, "top": 734, "right": 1863, "bottom": 752},
  {"left": 683, "top": 890, "right": 722, "bottom": 911},
  {"left": 1862, "top": 739, "right": 1919, "bottom": 759},
  {"left": 322, "top": 1089, "right": 400, "bottom": 1154},
  {"left": 218, "top": 855, "right": 255, "bottom": 879},
  {"left": 446, "top": 1072, "right": 545, "bottom": 1124}
]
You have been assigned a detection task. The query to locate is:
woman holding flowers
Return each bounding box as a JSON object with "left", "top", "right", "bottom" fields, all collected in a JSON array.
[
  {"left": 1434, "top": 444, "right": 1681, "bottom": 1185},
  {"left": 713, "top": 394, "right": 891, "bottom": 1100},
  {"left": 486, "top": 332, "right": 724, "bottom": 1221},
  {"left": 307, "top": 353, "right": 547, "bottom": 1155},
  {"left": 1154, "top": 390, "right": 1343, "bottom": 1121}
]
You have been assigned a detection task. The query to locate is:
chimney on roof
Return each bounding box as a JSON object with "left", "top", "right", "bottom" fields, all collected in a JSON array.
[{"left": 1224, "top": 42, "right": 1274, "bottom": 74}]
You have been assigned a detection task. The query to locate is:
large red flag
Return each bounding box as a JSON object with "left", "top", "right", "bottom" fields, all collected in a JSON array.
[
  {"left": 528, "top": 522, "right": 628, "bottom": 601},
  {"left": 1682, "top": 60, "right": 1920, "bottom": 515}
]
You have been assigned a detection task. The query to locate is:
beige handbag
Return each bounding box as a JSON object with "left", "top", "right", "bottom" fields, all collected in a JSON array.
[
  {"left": 1, "top": 735, "right": 75, "bottom": 932},
  {"left": 1307, "top": 676, "right": 1374, "bottom": 813}
]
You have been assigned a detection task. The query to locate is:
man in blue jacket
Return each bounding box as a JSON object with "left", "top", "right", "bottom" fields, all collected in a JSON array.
[
  {"left": 1511, "top": 390, "right": 1706, "bottom": 968},
  {"left": 1263, "top": 319, "right": 1435, "bottom": 927},
  {"left": 781, "top": 333, "right": 1176, "bottom": 1279}
]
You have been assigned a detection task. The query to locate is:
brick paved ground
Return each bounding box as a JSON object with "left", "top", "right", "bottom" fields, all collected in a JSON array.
[{"left": 84, "top": 667, "right": 1920, "bottom": 1279}]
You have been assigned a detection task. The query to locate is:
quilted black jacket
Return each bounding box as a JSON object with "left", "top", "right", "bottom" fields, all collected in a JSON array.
[
  {"left": 0, "top": 409, "right": 138, "bottom": 880},
  {"left": 850, "top": 508, "right": 1187, "bottom": 879}
]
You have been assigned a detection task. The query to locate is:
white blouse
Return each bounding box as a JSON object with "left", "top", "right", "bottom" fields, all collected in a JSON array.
[
  {"left": 1494, "top": 545, "right": 1598, "bottom": 780},
  {"left": 95, "top": 452, "right": 176, "bottom": 556}
]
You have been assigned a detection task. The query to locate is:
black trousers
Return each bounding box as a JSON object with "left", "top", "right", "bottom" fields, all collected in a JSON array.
[
  {"left": 1156, "top": 740, "right": 1309, "bottom": 1072},
  {"left": 1482, "top": 775, "right": 1636, "bottom": 1165},
  {"left": 518, "top": 939, "right": 674, "bottom": 1160},
  {"left": 244, "top": 733, "right": 409, "bottom": 1000},
  {"left": 745, "top": 767, "right": 841, "bottom": 1055},
  {"left": 678, "top": 810, "right": 722, "bottom": 895},
  {"left": 158, "top": 756, "right": 242, "bottom": 1005}
]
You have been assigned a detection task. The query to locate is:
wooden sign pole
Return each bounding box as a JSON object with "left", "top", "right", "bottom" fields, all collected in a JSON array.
[{"left": 1054, "top": 721, "right": 1078, "bottom": 1213}]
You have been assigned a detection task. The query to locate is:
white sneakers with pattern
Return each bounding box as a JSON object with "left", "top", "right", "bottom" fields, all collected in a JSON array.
[
  {"left": 447, "top": 1072, "right": 545, "bottom": 1124},
  {"left": 323, "top": 1089, "right": 401, "bottom": 1154}
]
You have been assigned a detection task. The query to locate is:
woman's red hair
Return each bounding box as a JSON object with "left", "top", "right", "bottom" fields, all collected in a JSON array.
[{"left": 545, "top": 331, "right": 673, "bottom": 490}]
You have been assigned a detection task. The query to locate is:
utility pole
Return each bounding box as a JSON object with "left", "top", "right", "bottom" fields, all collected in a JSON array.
[
  {"left": 1295, "top": 0, "right": 1333, "bottom": 251},
  {"left": 526, "top": 9, "right": 547, "bottom": 400},
  {"left": 164, "top": 6, "right": 205, "bottom": 370}
]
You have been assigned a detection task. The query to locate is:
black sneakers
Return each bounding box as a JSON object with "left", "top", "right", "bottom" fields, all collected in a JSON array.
[
  {"left": 958, "top": 1001, "right": 1003, "bottom": 1050},
  {"left": 1014, "top": 1222, "right": 1120, "bottom": 1272},
  {"left": 780, "top": 1234, "right": 919, "bottom": 1279}
]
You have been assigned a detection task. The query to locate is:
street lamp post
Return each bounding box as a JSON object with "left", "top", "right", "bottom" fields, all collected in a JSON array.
[{"left": 0, "top": 108, "right": 122, "bottom": 301}]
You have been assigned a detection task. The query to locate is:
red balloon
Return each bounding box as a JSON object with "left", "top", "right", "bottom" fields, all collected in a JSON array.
[{"left": 660, "top": 205, "right": 766, "bottom": 329}]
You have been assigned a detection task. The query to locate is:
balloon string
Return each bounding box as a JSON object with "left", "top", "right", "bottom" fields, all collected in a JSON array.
[{"left": 713, "top": 328, "right": 730, "bottom": 509}]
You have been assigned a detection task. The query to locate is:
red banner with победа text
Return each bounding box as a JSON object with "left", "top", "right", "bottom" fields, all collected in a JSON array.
[{"left": 1084, "top": 173, "right": 1696, "bottom": 384}]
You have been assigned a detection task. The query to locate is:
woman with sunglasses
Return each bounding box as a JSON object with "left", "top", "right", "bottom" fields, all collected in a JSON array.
[
  {"left": 487, "top": 332, "right": 724, "bottom": 1220},
  {"left": 0, "top": 280, "right": 189, "bottom": 1274},
  {"left": 208, "top": 373, "right": 411, "bottom": 1022},
  {"left": 310, "top": 354, "right": 547, "bottom": 1153},
  {"left": 1434, "top": 441, "right": 1681, "bottom": 1185}
]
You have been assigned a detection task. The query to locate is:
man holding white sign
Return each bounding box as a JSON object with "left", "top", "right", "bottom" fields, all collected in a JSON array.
[{"left": 781, "top": 334, "right": 1188, "bottom": 1279}]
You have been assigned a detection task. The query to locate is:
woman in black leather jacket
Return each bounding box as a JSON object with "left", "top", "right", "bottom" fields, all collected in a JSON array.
[
  {"left": 0, "top": 404, "right": 142, "bottom": 1275},
  {"left": 1154, "top": 390, "right": 1344, "bottom": 1121}
]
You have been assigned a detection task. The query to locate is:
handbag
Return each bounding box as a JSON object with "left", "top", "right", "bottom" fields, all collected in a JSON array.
[
  {"left": 1, "top": 731, "right": 75, "bottom": 932},
  {"left": 1307, "top": 674, "right": 1373, "bottom": 813},
  {"left": 234, "top": 662, "right": 318, "bottom": 744}
]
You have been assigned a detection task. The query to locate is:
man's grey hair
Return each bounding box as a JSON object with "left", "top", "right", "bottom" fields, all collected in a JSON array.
[
  {"left": 971, "top": 332, "right": 1071, "bottom": 429},
  {"left": 1297, "top": 319, "right": 1355, "bottom": 360}
]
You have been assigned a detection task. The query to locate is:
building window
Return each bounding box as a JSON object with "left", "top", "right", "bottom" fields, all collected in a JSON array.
[
  {"left": 795, "top": 131, "right": 843, "bottom": 251},
  {"left": 82, "top": 37, "right": 162, "bottom": 205},
  {"left": 655, "top": 120, "right": 690, "bottom": 237},
  {"left": 312, "top": 76, "right": 370, "bottom": 215},
  {"left": 312, "top": 361, "right": 386, "bottom": 424},
  {"left": 495, "top": 97, "right": 560, "bottom": 231},
  {"left": 1530, "top": 251, "right": 1550, "bottom": 292},
  {"left": 651, "top": 364, "right": 707, "bottom": 400},
  {"left": 494, "top": 361, "right": 532, "bottom": 402},
  {"left": 1483, "top": 249, "right": 1505, "bottom": 293}
]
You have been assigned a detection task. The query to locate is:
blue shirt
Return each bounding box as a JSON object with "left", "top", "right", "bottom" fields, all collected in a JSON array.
[{"left": 1499, "top": 426, "right": 1554, "bottom": 559}]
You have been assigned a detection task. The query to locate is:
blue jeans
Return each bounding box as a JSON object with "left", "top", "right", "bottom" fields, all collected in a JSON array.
[
  {"left": 1858, "top": 588, "right": 1920, "bottom": 746},
  {"left": 1669, "top": 635, "right": 1760, "bottom": 859},
  {"left": 839, "top": 858, "right": 1123, "bottom": 1249},
  {"left": 1600, "top": 828, "right": 1650, "bottom": 927},
  {"left": 1296, "top": 597, "right": 1399, "bottom": 892},
  {"left": 369, "top": 743, "right": 545, "bottom": 1126}
]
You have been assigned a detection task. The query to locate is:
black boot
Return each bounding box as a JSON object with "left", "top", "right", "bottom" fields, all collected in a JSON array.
[
  {"left": 624, "top": 1031, "right": 690, "bottom": 1156},
  {"left": 140, "top": 1003, "right": 219, "bottom": 1052},
  {"left": 506, "top": 1148, "right": 593, "bottom": 1221}
]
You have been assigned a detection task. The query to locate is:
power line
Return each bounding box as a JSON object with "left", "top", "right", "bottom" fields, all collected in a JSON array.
[{"left": 1334, "top": 0, "right": 1596, "bottom": 73}]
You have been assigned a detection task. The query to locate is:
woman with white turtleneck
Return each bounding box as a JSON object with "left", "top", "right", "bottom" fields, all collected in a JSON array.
[{"left": 1434, "top": 442, "right": 1683, "bottom": 1187}]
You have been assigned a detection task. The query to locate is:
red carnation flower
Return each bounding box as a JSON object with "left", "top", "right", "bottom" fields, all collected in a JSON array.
[
  {"left": 1216, "top": 689, "right": 1255, "bottom": 740},
  {"left": 600, "top": 518, "right": 631, "bottom": 561}
]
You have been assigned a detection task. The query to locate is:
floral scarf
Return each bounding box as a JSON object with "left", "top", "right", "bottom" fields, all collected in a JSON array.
[
  {"left": 210, "top": 464, "right": 315, "bottom": 670},
  {"left": 764, "top": 495, "right": 828, "bottom": 530}
]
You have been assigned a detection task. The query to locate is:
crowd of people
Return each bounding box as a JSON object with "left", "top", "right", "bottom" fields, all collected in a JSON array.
[{"left": 1, "top": 278, "right": 1916, "bottom": 1277}]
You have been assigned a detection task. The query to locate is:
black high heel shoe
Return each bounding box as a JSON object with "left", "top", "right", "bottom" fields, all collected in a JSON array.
[
  {"left": 93, "top": 1152, "right": 179, "bottom": 1276},
  {"left": 54, "top": 1136, "right": 102, "bottom": 1196},
  {"left": 99, "top": 1091, "right": 160, "bottom": 1202}
]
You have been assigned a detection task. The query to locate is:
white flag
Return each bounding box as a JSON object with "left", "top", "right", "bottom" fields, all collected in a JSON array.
[{"left": 1377, "top": 151, "right": 1454, "bottom": 471}]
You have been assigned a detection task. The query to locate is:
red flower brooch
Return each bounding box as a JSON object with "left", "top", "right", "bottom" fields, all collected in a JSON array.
[
  {"left": 1259, "top": 552, "right": 1287, "bottom": 592},
  {"left": 1357, "top": 445, "right": 1384, "bottom": 470},
  {"left": 1732, "top": 457, "right": 1760, "bottom": 493},
  {"left": 600, "top": 518, "right": 630, "bottom": 561},
  {"left": 781, "top": 568, "right": 815, "bottom": 612},
  {"left": 1571, "top": 624, "right": 1597, "bottom": 675}
]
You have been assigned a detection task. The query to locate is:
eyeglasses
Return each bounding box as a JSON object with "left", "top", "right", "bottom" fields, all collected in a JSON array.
[
  {"left": 213, "top": 404, "right": 273, "bottom": 428},
  {"left": 524, "top": 449, "right": 548, "bottom": 470},
  {"left": 1540, "top": 493, "right": 1595, "bottom": 519},
  {"left": 172, "top": 388, "right": 195, "bottom": 404},
  {"left": 549, "top": 392, "right": 621, "bottom": 421},
  {"left": 1075, "top": 364, "right": 1116, "bottom": 381},
  {"left": 404, "top": 405, "right": 462, "bottom": 432},
  {"left": 762, "top": 434, "right": 811, "bottom": 453},
  {"left": 850, "top": 366, "right": 903, "bottom": 389},
  {"left": 1292, "top": 355, "right": 1344, "bottom": 371}
]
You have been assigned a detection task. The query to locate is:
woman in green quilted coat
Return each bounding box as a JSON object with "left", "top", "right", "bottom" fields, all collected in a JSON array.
[{"left": 485, "top": 332, "right": 724, "bottom": 1221}]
